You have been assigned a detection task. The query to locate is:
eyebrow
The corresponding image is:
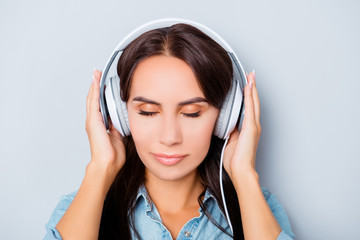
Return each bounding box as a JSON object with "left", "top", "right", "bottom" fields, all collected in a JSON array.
[{"left": 132, "top": 96, "right": 208, "bottom": 106}]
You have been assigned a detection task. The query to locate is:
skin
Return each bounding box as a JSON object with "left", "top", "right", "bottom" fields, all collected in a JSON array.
[{"left": 56, "top": 55, "right": 282, "bottom": 240}]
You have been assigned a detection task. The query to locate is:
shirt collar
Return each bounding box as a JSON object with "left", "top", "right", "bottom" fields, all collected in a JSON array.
[{"left": 135, "top": 184, "right": 216, "bottom": 211}]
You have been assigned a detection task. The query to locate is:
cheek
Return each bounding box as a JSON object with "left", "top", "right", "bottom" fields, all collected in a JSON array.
[
  {"left": 127, "top": 108, "right": 153, "bottom": 151},
  {"left": 182, "top": 113, "right": 218, "bottom": 154},
  {"left": 184, "top": 108, "right": 219, "bottom": 137},
  {"left": 182, "top": 120, "right": 214, "bottom": 140}
]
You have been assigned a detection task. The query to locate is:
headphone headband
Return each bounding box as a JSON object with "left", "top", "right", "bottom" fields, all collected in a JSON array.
[{"left": 113, "top": 18, "right": 235, "bottom": 53}]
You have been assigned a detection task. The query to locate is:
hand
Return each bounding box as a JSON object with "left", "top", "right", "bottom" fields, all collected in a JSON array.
[
  {"left": 85, "top": 69, "right": 126, "bottom": 180},
  {"left": 223, "top": 71, "right": 261, "bottom": 181}
]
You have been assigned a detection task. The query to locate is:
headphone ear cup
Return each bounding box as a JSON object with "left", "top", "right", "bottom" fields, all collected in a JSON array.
[
  {"left": 214, "top": 79, "right": 243, "bottom": 139},
  {"left": 214, "top": 92, "right": 230, "bottom": 139},
  {"left": 104, "top": 76, "right": 131, "bottom": 137}
]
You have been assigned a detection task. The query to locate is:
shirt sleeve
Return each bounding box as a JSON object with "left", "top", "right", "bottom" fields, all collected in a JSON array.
[
  {"left": 261, "top": 187, "right": 296, "bottom": 240},
  {"left": 43, "top": 191, "right": 77, "bottom": 240}
]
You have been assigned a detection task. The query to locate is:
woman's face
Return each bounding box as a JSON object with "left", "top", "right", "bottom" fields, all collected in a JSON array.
[{"left": 127, "top": 55, "right": 219, "bottom": 182}]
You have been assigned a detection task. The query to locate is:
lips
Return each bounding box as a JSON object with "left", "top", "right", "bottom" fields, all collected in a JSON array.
[
  {"left": 152, "top": 153, "right": 188, "bottom": 166},
  {"left": 153, "top": 153, "right": 187, "bottom": 158}
]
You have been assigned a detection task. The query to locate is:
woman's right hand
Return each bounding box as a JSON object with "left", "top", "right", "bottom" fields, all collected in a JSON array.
[
  {"left": 85, "top": 69, "right": 126, "bottom": 184},
  {"left": 55, "top": 69, "right": 125, "bottom": 238}
]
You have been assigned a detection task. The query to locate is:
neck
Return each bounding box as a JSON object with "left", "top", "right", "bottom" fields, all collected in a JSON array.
[{"left": 144, "top": 169, "right": 204, "bottom": 214}]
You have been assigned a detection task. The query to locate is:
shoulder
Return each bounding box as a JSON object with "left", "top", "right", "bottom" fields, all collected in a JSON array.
[
  {"left": 44, "top": 191, "right": 77, "bottom": 240},
  {"left": 261, "top": 187, "right": 296, "bottom": 239}
]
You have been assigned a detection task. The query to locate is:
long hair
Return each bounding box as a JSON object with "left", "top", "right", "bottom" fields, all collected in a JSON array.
[{"left": 99, "top": 23, "right": 244, "bottom": 240}]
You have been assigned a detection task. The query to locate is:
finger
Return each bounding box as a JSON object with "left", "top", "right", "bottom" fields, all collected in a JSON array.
[
  {"left": 89, "top": 69, "right": 102, "bottom": 117},
  {"left": 251, "top": 71, "right": 261, "bottom": 128},
  {"left": 228, "top": 128, "right": 239, "bottom": 145},
  {"left": 242, "top": 74, "right": 256, "bottom": 129},
  {"left": 86, "top": 72, "right": 95, "bottom": 116}
]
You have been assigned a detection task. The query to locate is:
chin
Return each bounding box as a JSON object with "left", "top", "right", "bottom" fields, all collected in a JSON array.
[{"left": 145, "top": 165, "right": 198, "bottom": 182}]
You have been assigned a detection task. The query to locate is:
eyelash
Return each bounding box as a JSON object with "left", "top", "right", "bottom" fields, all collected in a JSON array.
[{"left": 138, "top": 110, "right": 201, "bottom": 118}]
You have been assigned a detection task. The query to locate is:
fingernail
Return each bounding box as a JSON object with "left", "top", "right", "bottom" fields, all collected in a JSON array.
[
  {"left": 250, "top": 80, "right": 253, "bottom": 90},
  {"left": 252, "top": 69, "right": 256, "bottom": 79}
]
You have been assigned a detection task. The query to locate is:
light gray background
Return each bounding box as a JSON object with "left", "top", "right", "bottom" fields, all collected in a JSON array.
[{"left": 0, "top": 0, "right": 359, "bottom": 239}]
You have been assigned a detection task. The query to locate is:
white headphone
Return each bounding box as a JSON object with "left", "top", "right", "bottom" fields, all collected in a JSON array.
[
  {"left": 99, "top": 18, "right": 248, "bottom": 235},
  {"left": 99, "top": 18, "right": 247, "bottom": 140}
]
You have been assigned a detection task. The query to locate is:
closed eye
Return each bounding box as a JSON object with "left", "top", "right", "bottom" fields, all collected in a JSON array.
[
  {"left": 138, "top": 110, "right": 158, "bottom": 117},
  {"left": 137, "top": 110, "right": 201, "bottom": 118},
  {"left": 182, "top": 111, "right": 200, "bottom": 118}
]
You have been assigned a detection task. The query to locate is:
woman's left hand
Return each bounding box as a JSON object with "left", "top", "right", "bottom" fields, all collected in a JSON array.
[{"left": 223, "top": 71, "right": 262, "bottom": 182}]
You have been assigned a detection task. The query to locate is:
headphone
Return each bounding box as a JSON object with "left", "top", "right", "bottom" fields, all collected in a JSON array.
[{"left": 99, "top": 18, "right": 247, "bottom": 140}]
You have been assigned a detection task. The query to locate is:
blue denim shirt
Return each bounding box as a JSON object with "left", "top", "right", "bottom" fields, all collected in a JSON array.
[{"left": 44, "top": 186, "right": 295, "bottom": 239}]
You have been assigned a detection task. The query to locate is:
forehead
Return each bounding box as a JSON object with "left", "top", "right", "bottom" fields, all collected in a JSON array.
[{"left": 130, "top": 55, "right": 204, "bottom": 100}]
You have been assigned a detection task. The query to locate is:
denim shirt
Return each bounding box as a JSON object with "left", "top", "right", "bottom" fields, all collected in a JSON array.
[{"left": 44, "top": 186, "right": 295, "bottom": 240}]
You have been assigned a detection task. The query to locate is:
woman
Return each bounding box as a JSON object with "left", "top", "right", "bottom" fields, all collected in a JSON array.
[{"left": 44, "top": 23, "right": 295, "bottom": 240}]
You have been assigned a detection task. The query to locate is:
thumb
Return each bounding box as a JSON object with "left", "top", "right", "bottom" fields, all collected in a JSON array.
[
  {"left": 108, "top": 119, "right": 122, "bottom": 140},
  {"left": 227, "top": 128, "right": 239, "bottom": 146}
]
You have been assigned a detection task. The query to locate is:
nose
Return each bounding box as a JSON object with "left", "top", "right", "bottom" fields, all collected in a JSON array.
[{"left": 159, "top": 113, "right": 183, "bottom": 146}]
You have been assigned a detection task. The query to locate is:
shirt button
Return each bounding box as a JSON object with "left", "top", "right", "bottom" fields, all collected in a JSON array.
[{"left": 184, "top": 231, "right": 191, "bottom": 237}]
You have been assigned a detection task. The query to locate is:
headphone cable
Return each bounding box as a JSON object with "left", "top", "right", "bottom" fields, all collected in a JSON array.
[{"left": 219, "top": 136, "right": 233, "bottom": 235}]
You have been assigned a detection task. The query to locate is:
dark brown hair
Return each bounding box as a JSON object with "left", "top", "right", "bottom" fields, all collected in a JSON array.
[{"left": 99, "top": 23, "right": 244, "bottom": 240}]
